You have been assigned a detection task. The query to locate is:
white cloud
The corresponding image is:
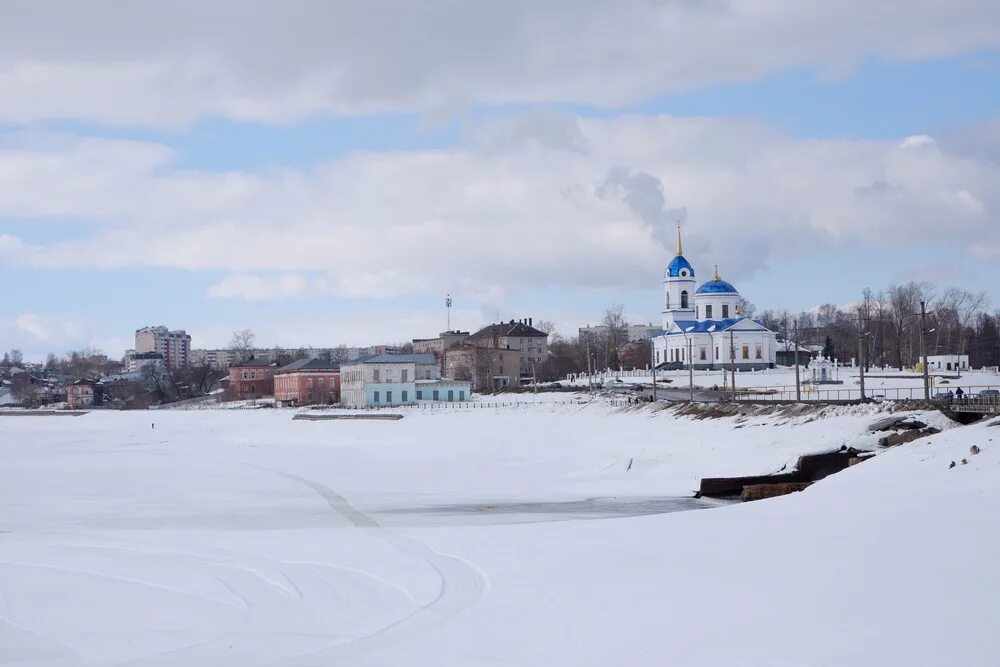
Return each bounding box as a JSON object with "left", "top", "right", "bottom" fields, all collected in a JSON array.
[
  {"left": 207, "top": 273, "right": 318, "bottom": 300},
  {"left": 14, "top": 313, "right": 84, "bottom": 342},
  {"left": 899, "top": 135, "right": 937, "bottom": 149},
  {"left": 1, "top": 115, "right": 998, "bottom": 302},
  {"left": 0, "top": 2, "right": 997, "bottom": 126}
]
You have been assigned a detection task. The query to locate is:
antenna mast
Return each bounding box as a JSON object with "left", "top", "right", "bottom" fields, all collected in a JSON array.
[{"left": 445, "top": 294, "right": 452, "bottom": 332}]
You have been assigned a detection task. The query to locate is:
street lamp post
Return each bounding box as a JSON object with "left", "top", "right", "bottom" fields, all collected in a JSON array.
[
  {"left": 793, "top": 321, "right": 801, "bottom": 402},
  {"left": 651, "top": 339, "right": 657, "bottom": 400},
  {"left": 683, "top": 327, "right": 695, "bottom": 402},
  {"left": 920, "top": 300, "right": 930, "bottom": 401}
]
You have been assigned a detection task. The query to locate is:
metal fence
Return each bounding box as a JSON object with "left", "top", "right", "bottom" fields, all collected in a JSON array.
[{"left": 735, "top": 384, "right": 1000, "bottom": 403}]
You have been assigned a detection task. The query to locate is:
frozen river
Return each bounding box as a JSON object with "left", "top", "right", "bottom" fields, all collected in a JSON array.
[{"left": 1, "top": 401, "right": 995, "bottom": 666}]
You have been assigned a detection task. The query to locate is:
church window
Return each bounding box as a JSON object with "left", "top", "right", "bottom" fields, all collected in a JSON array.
[
  {"left": 700, "top": 348, "right": 707, "bottom": 361},
  {"left": 722, "top": 304, "right": 729, "bottom": 318},
  {"left": 681, "top": 291, "right": 689, "bottom": 308},
  {"left": 665, "top": 293, "right": 670, "bottom": 308},
  {"left": 742, "top": 345, "right": 749, "bottom": 360},
  {"left": 715, "top": 346, "right": 719, "bottom": 360},
  {"left": 755, "top": 345, "right": 762, "bottom": 359},
  {"left": 705, "top": 305, "right": 713, "bottom": 319}
]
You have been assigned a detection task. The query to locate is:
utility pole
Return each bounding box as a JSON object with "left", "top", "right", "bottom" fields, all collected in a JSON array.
[
  {"left": 651, "top": 341, "right": 657, "bottom": 401},
  {"left": 687, "top": 335, "right": 694, "bottom": 402},
  {"left": 793, "top": 321, "right": 801, "bottom": 402},
  {"left": 586, "top": 342, "right": 593, "bottom": 394},
  {"left": 729, "top": 329, "right": 737, "bottom": 401},
  {"left": 857, "top": 310, "right": 866, "bottom": 402},
  {"left": 446, "top": 294, "right": 452, "bottom": 332},
  {"left": 920, "top": 300, "right": 930, "bottom": 401}
]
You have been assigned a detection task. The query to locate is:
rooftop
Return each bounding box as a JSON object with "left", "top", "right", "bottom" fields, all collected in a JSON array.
[
  {"left": 230, "top": 357, "right": 277, "bottom": 368},
  {"left": 351, "top": 353, "right": 439, "bottom": 365},
  {"left": 276, "top": 358, "right": 341, "bottom": 373},
  {"left": 471, "top": 320, "right": 547, "bottom": 339}
]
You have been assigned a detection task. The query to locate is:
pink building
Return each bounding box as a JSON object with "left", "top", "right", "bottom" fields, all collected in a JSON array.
[
  {"left": 67, "top": 379, "right": 100, "bottom": 409},
  {"left": 274, "top": 358, "right": 340, "bottom": 406}
]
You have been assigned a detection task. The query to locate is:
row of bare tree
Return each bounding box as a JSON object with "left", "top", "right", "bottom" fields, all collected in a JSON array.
[{"left": 757, "top": 282, "right": 993, "bottom": 370}]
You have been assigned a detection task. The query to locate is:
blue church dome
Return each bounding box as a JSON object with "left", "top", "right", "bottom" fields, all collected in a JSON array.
[
  {"left": 665, "top": 255, "right": 695, "bottom": 278},
  {"left": 696, "top": 278, "right": 738, "bottom": 294}
]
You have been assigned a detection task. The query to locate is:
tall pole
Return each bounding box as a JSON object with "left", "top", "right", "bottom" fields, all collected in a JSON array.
[
  {"left": 920, "top": 300, "right": 930, "bottom": 401},
  {"left": 729, "top": 329, "right": 737, "bottom": 401},
  {"left": 688, "top": 335, "right": 694, "bottom": 402},
  {"left": 445, "top": 294, "right": 452, "bottom": 332},
  {"left": 857, "top": 310, "right": 866, "bottom": 402},
  {"left": 651, "top": 339, "right": 657, "bottom": 400},
  {"left": 586, "top": 343, "right": 593, "bottom": 394},
  {"left": 793, "top": 321, "right": 801, "bottom": 402}
]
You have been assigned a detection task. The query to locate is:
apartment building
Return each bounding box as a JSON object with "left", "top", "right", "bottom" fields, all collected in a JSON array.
[
  {"left": 134, "top": 326, "right": 191, "bottom": 369},
  {"left": 468, "top": 318, "right": 549, "bottom": 380}
]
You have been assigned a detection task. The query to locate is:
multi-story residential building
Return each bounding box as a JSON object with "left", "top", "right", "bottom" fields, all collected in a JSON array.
[
  {"left": 579, "top": 323, "right": 661, "bottom": 345},
  {"left": 134, "top": 326, "right": 191, "bottom": 369},
  {"left": 273, "top": 359, "right": 341, "bottom": 406},
  {"left": 412, "top": 331, "right": 471, "bottom": 356},
  {"left": 124, "top": 351, "right": 165, "bottom": 374},
  {"left": 340, "top": 353, "right": 469, "bottom": 408},
  {"left": 189, "top": 348, "right": 239, "bottom": 370},
  {"left": 228, "top": 358, "right": 278, "bottom": 398},
  {"left": 468, "top": 319, "right": 549, "bottom": 380},
  {"left": 443, "top": 345, "right": 522, "bottom": 392}
]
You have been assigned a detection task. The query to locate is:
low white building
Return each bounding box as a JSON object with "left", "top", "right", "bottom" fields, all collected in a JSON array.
[
  {"left": 925, "top": 354, "right": 969, "bottom": 372},
  {"left": 341, "top": 353, "right": 469, "bottom": 408}
]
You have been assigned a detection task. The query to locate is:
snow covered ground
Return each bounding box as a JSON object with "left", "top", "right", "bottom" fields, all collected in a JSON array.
[
  {"left": 1, "top": 399, "right": 996, "bottom": 666},
  {"left": 571, "top": 366, "right": 1000, "bottom": 401}
]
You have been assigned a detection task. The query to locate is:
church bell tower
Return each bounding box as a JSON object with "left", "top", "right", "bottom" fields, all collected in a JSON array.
[{"left": 662, "top": 224, "right": 696, "bottom": 328}]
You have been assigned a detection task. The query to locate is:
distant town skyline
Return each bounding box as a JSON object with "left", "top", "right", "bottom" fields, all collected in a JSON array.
[{"left": 2, "top": 4, "right": 999, "bottom": 361}]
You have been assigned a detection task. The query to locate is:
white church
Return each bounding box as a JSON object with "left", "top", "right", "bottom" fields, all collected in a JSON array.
[{"left": 652, "top": 228, "right": 777, "bottom": 370}]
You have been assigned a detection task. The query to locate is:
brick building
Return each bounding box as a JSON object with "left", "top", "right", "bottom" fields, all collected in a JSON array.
[
  {"left": 228, "top": 358, "right": 278, "bottom": 398},
  {"left": 274, "top": 358, "right": 341, "bottom": 406}
]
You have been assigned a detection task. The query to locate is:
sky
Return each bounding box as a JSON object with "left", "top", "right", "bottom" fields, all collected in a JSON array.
[{"left": 1, "top": 1, "right": 999, "bottom": 361}]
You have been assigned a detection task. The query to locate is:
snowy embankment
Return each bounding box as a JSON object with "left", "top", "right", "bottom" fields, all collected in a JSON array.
[
  {"left": 0, "top": 400, "right": 995, "bottom": 666},
  {"left": 567, "top": 366, "right": 1000, "bottom": 396}
]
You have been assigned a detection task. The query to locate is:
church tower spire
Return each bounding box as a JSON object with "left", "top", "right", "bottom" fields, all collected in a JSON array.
[{"left": 676, "top": 222, "right": 683, "bottom": 255}]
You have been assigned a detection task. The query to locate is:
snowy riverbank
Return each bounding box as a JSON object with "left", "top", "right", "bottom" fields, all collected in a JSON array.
[{"left": 0, "top": 400, "right": 994, "bottom": 665}]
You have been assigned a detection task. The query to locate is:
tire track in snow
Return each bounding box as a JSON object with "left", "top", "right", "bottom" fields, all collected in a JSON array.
[{"left": 254, "top": 466, "right": 489, "bottom": 665}]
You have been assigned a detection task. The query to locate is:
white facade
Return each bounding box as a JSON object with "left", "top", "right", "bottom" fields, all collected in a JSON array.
[
  {"left": 652, "top": 228, "right": 776, "bottom": 370},
  {"left": 925, "top": 354, "right": 969, "bottom": 372},
  {"left": 340, "top": 355, "right": 441, "bottom": 408}
]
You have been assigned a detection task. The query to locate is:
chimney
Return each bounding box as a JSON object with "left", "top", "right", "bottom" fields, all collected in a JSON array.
[{"left": 529, "top": 317, "right": 533, "bottom": 327}]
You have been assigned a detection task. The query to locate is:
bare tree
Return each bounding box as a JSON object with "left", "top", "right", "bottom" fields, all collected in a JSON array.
[
  {"left": 535, "top": 320, "right": 556, "bottom": 335},
  {"left": 735, "top": 298, "right": 756, "bottom": 318},
  {"left": 601, "top": 305, "right": 628, "bottom": 369},
  {"left": 228, "top": 329, "right": 257, "bottom": 364}
]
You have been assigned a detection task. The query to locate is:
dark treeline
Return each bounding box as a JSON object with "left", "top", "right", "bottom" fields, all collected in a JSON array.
[{"left": 757, "top": 282, "right": 995, "bottom": 370}]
